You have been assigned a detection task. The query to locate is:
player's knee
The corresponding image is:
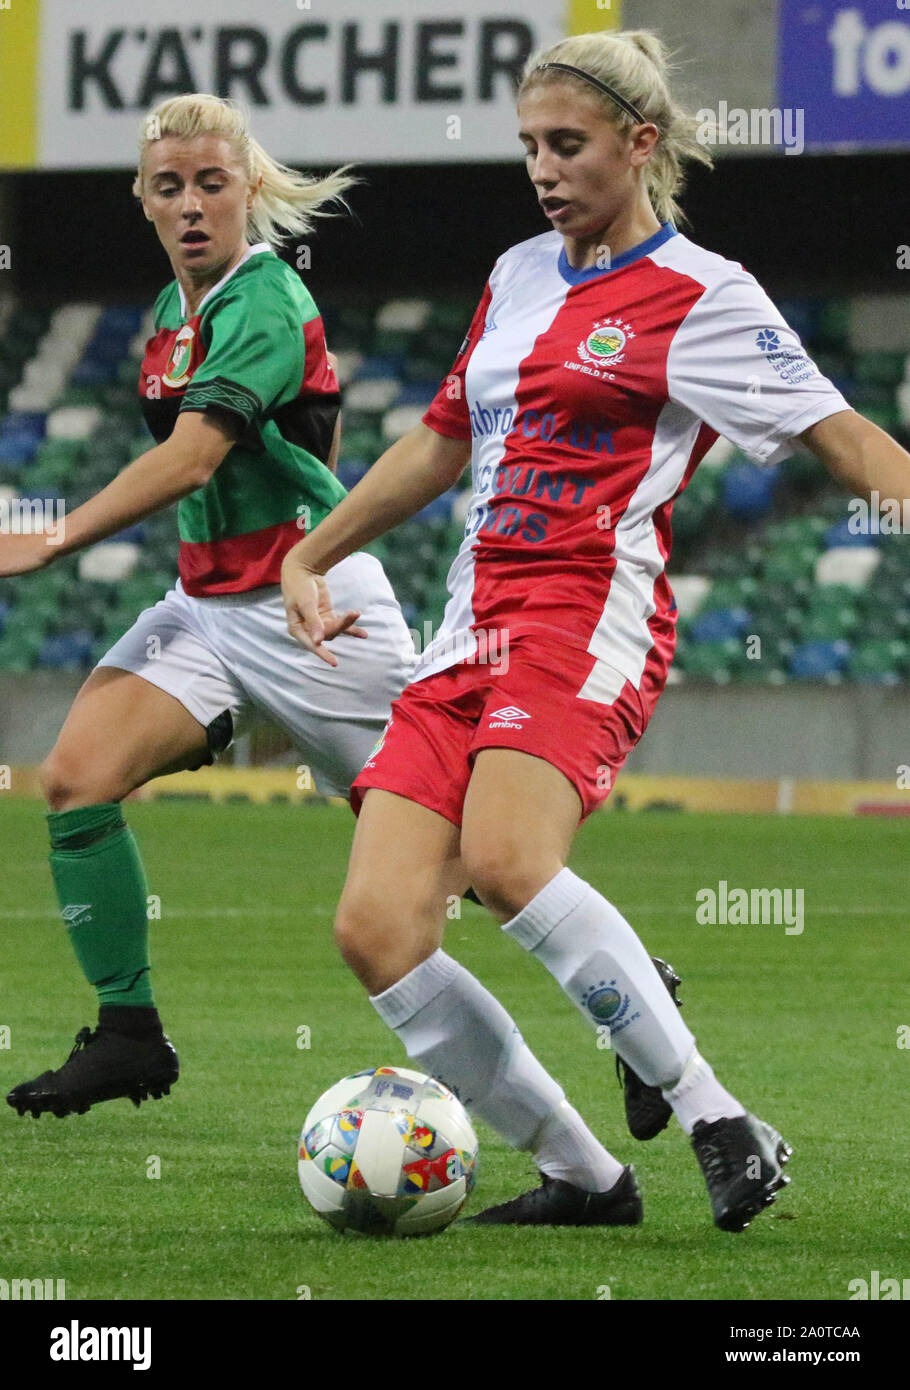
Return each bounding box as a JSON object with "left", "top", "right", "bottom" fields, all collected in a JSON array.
[
  {"left": 39, "top": 749, "right": 82, "bottom": 810},
  {"left": 461, "top": 841, "right": 553, "bottom": 920},
  {"left": 334, "top": 881, "right": 442, "bottom": 995},
  {"left": 39, "top": 747, "right": 122, "bottom": 812},
  {"left": 333, "top": 892, "right": 389, "bottom": 987}
]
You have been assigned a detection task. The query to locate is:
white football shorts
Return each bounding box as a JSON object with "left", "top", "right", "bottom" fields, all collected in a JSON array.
[{"left": 96, "top": 552, "right": 417, "bottom": 797}]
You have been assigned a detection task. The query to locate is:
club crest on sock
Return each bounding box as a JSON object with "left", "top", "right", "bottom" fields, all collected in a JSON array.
[{"left": 581, "top": 979, "right": 631, "bottom": 1027}]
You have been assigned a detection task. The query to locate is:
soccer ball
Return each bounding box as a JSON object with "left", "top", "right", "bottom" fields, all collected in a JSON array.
[{"left": 298, "top": 1065, "right": 478, "bottom": 1236}]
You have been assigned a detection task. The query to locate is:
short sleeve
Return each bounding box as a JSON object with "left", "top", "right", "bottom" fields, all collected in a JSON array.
[
  {"left": 422, "top": 280, "right": 493, "bottom": 441},
  {"left": 666, "top": 271, "right": 851, "bottom": 465},
  {"left": 181, "top": 284, "right": 304, "bottom": 427}
]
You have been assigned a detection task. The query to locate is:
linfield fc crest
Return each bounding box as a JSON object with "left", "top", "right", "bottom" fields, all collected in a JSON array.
[
  {"left": 581, "top": 978, "right": 631, "bottom": 1027},
  {"left": 577, "top": 316, "right": 635, "bottom": 368},
  {"left": 163, "top": 324, "right": 196, "bottom": 388}
]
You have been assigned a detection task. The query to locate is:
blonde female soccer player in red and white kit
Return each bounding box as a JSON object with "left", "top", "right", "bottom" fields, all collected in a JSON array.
[{"left": 283, "top": 29, "right": 910, "bottom": 1231}]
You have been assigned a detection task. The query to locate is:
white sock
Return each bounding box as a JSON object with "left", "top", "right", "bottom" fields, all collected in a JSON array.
[
  {"left": 661, "top": 1049, "right": 746, "bottom": 1135},
  {"left": 503, "top": 867, "right": 696, "bottom": 1088},
  {"left": 370, "top": 949, "right": 624, "bottom": 1191},
  {"left": 534, "top": 1101, "right": 625, "bottom": 1192}
]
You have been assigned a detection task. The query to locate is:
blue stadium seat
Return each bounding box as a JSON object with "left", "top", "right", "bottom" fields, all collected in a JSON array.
[
  {"left": 721, "top": 461, "right": 779, "bottom": 520},
  {"left": 353, "top": 355, "right": 406, "bottom": 381},
  {"left": 1, "top": 411, "right": 47, "bottom": 439},
  {"left": 787, "top": 639, "right": 851, "bottom": 679},
  {"left": 37, "top": 629, "right": 96, "bottom": 669},
  {"left": 415, "top": 491, "right": 457, "bottom": 522},
  {"left": 82, "top": 333, "right": 135, "bottom": 365},
  {"left": 823, "top": 518, "right": 879, "bottom": 549},
  {"left": 774, "top": 298, "right": 819, "bottom": 342},
  {"left": 95, "top": 306, "right": 145, "bottom": 336},
  {"left": 394, "top": 381, "right": 439, "bottom": 406},
  {"left": 102, "top": 523, "right": 147, "bottom": 544},
  {"left": 689, "top": 606, "right": 751, "bottom": 644},
  {"left": 0, "top": 435, "right": 37, "bottom": 466},
  {"left": 70, "top": 359, "right": 118, "bottom": 386},
  {"left": 336, "top": 462, "right": 368, "bottom": 489}
]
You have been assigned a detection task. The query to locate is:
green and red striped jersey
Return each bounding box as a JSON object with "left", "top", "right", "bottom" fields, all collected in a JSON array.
[{"left": 140, "top": 242, "right": 345, "bottom": 596}]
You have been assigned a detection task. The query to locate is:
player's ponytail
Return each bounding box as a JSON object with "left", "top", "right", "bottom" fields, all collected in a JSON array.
[
  {"left": 133, "top": 94, "right": 359, "bottom": 248},
  {"left": 518, "top": 28, "right": 713, "bottom": 230}
]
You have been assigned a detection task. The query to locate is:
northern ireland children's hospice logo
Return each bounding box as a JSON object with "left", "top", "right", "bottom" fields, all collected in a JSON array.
[
  {"left": 163, "top": 324, "right": 196, "bottom": 388},
  {"left": 577, "top": 317, "right": 635, "bottom": 369}
]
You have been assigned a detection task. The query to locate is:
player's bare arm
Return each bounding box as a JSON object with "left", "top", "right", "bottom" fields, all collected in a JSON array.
[
  {"left": 325, "top": 351, "right": 341, "bottom": 474},
  {"left": 0, "top": 408, "right": 239, "bottom": 577},
  {"left": 798, "top": 407, "right": 910, "bottom": 502},
  {"left": 281, "top": 422, "right": 471, "bottom": 662}
]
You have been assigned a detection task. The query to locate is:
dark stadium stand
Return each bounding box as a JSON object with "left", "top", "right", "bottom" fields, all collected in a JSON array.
[{"left": 1, "top": 292, "right": 909, "bottom": 683}]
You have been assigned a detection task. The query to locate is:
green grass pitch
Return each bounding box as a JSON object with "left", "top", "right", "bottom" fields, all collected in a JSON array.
[{"left": 1, "top": 799, "right": 907, "bottom": 1301}]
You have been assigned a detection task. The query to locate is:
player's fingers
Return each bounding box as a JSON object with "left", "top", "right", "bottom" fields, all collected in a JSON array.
[
  {"left": 285, "top": 604, "right": 325, "bottom": 654},
  {"left": 332, "top": 609, "right": 367, "bottom": 638},
  {"left": 285, "top": 612, "right": 315, "bottom": 651},
  {"left": 285, "top": 587, "right": 325, "bottom": 643},
  {"left": 288, "top": 615, "right": 339, "bottom": 666}
]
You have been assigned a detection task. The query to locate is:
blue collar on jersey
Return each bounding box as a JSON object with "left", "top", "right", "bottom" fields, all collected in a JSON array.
[{"left": 557, "top": 221, "right": 677, "bottom": 285}]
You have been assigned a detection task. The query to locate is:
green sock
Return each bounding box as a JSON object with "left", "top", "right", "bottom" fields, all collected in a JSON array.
[{"left": 47, "top": 802, "right": 155, "bottom": 1008}]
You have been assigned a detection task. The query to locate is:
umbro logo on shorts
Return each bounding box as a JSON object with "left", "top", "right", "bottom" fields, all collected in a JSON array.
[
  {"left": 62, "top": 904, "right": 93, "bottom": 927},
  {"left": 488, "top": 705, "right": 531, "bottom": 729}
]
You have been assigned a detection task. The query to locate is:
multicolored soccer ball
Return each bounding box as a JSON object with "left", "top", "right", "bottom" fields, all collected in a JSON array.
[{"left": 298, "top": 1066, "right": 478, "bottom": 1235}]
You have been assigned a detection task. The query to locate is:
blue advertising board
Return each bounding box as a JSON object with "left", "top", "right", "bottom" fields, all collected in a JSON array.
[{"left": 779, "top": 0, "right": 910, "bottom": 150}]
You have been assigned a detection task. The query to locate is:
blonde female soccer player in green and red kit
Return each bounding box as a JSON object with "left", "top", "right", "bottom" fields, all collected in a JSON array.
[{"left": 1, "top": 95, "right": 421, "bottom": 1117}]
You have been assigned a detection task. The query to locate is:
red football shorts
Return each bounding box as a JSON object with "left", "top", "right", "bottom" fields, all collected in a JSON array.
[{"left": 350, "top": 632, "right": 665, "bottom": 826}]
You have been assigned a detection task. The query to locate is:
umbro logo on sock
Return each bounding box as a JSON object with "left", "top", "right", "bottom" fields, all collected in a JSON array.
[
  {"left": 62, "top": 904, "right": 93, "bottom": 927},
  {"left": 488, "top": 706, "right": 531, "bottom": 729}
]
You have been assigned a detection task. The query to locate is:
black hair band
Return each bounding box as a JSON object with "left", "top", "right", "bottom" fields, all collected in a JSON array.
[{"left": 535, "top": 62, "right": 648, "bottom": 126}]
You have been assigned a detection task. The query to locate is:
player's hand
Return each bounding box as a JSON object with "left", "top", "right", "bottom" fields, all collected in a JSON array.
[
  {"left": 0, "top": 532, "right": 59, "bottom": 577},
  {"left": 281, "top": 555, "right": 367, "bottom": 666}
]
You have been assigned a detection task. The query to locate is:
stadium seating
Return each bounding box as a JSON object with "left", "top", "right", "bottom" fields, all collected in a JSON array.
[{"left": 0, "top": 291, "right": 908, "bottom": 681}]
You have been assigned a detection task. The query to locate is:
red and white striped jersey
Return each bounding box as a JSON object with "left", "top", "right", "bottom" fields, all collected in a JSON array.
[{"left": 419, "top": 223, "right": 849, "bottom": 697}]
